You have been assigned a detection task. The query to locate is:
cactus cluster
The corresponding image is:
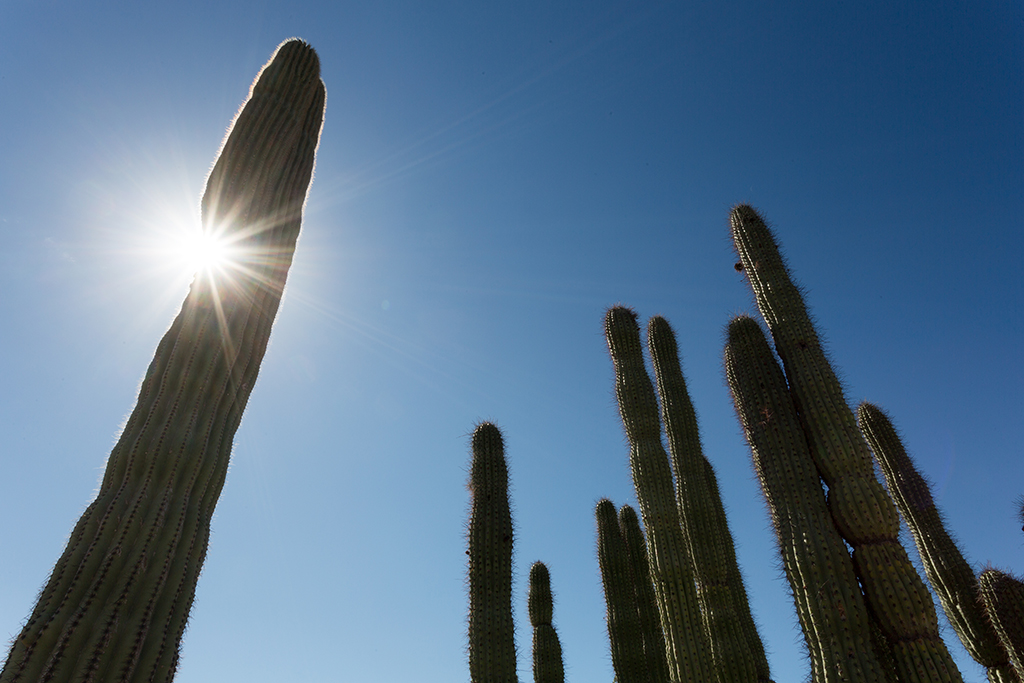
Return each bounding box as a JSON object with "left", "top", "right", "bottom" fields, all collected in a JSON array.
[
  {"left": 466, "top": 422, "right": 566, "bottom": 683},
  {"left": 0, "top": 39, "right": 325, "bottom": 683}
]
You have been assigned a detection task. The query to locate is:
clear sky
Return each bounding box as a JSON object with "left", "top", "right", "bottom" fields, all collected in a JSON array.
[{"left": 0, "top": 1, "right": 1021, "bottom": 682}]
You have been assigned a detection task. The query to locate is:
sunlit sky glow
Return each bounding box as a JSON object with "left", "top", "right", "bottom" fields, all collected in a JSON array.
[{"left": 0, "top": 3, "right": 1021, "bottom": 683}]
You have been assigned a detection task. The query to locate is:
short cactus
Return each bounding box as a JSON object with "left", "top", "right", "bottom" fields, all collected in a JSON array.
[
  {"left": 528, "top": 562, "right": 565, "bottom": 683},
  {"left": 617, "top": 505, "right": 670, "bottom": 683},
  {"left": 0, "top": 39, "right": 325, "bottom": 683},
  {"left": 979, "top": 570, "right": 1024, "bottom": 680}
]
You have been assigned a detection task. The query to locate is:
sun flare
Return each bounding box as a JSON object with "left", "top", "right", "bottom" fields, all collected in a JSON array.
[{"left": 173, "top": 228, "right": 233, "bottom": 275}]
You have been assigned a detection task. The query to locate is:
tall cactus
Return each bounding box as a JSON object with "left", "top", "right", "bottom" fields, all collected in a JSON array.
[
  {"left": 729, "top": 204, "right": 962, "bottom": 682},
  {"left": 858, "top": 402, "right": 1017, "bottom": 683},
  {"left": 528, "top": 562, "right": 565, "bottom": 683},
  {"left": 467, "top": 422, "right": 519, "bottom": 683},
  {"left": 0, "top": 39, "right": 325, "bottom": 683},
  {"left": 725, "top": 316, "right": 887, "bottom": 683},
  {"left": 604, "top": 307, "right": 772, "bottom": 683}
]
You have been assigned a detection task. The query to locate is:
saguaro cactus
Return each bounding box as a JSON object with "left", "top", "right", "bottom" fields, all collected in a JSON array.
[
  {"left": 467, "top": 422, "right": 519, "bottom": 683},
  {"left": 0, "top": 39, "right": 325, "bottom": 683}
]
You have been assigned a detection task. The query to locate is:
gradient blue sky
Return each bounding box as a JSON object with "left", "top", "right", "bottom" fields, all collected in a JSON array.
[{"left": 1, "top": 1, "right": 1021, "bottom": 682}]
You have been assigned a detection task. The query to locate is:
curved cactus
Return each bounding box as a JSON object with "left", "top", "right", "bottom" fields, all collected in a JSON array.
[
  {"left": 730, "top": 204, "right": 962, "bottom": 682},
  {"left": 467, "top": 422, "right": 518, "bottom": 683},
  {"left": 858, "top": 402, "right": 1017, "bottom": 683},
  {"left": 0, "top": 39, "right": 325, "bottom": 683},
  {"left": 979, "top": 570, "right": 1024, "bottom": 680},
  {"left": 725, "top": 315, "right": 886, "bottom": 683},
  {"left": 528, "top": 562, "right": 565, "bottom": 683}
]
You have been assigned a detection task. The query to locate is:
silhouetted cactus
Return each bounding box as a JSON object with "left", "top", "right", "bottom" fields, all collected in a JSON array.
[
  {"left": 617, "top": 505, "right": 670, "bottom": 683},
  {"left": 980, "top": 570, "right": 1024, "bottom": 680},
  {"left": 858, "top": 402, "right": 1017, "bottom": 683},
  {"left": 729, "top": 204, "right": 962, "bottom": 682},
  {"left": 0, "top": 39, "right": 325, "bottom": 683},
  {"left": 528, "top": 562, "right": 565, "bottom": 683},
  {"left": 467, "top": 422, "right": 518, "bottom": 683}
]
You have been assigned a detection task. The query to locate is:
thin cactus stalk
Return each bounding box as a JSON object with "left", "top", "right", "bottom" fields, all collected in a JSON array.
[
  {"left": 617, "top": 505, "right": 671, "bottom": 683},
  {"left": 527, "top": 562, "right": 565, "bottom": 683},
  {"left": 725, "top": 315, "right": 886, "bottom": 683},
  {"left": 979, "top": 570, "right": 1024, "bottom": 681},
  {"left": 647, "top": 315, "right": 771, "bottom": 683},
  {"left": 730, "top": 204, "right": 962, "bottom": 682},
  {"left": 858, "top": 402, "right": 1018, "bottom": 683},
  {"left": 467, "top": 422, "right": 518, "bottom": 683},
  {"left": 604, "top": 306, "right": 712, "bottom": 683},
  {"left": 596, "top": 500, "right": 650, "bottom": 683},
  {"left": 0, "top": 39, "right": 325, "bottom": 683}
]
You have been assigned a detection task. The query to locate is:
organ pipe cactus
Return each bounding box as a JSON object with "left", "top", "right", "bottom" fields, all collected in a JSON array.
[
  {"left": 604, "top": 308, "right": 771, "bottom": 683},
  {"left": 528, "top": 562, "right": 565, "bottom": 683},
  {"left": 0, "top": 39, "right": 325, "bottom": 683},
  {"left": 729, "top": 204, "right": 962, "bottom": 682},
  {"left": 596, "top": 499, "right": 650, "bottom": 683},
  {"left": 467, "top": 422, "right": 518, "bottom": 683},
  {"left": 979, "top": 570, "right": 1024, "bottom": 680},
  {"left": 857, "top": 402, "right": 1017, "bottom": 683},
  {"left": 617, "top": 505, "right": 670, "bottom": 683}
]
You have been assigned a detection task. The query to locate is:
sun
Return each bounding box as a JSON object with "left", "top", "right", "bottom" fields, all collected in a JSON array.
[{"left": 172, "top": 228, "right": 233, "bottom": 275}]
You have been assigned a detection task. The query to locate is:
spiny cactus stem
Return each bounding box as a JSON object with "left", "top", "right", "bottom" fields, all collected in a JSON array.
[
  {"left": 467, "top": 422, "right": 518, "bottom": 683},
  {"left": 1, "top": 39, "right": 325, "bottom": 683},
  {"left": 617, "top": 505, "right": 671, "bottom": 683},
  {"left": 528, "top": 562, "right": 565, "bottom": 683},
  {"left": 604, "top": 306, "right": 712, "bottom": 683}
]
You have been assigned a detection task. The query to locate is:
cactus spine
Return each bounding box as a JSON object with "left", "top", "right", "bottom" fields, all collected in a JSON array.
[
  {"left": 857, "top": 402, "right": 1018, "bottom": 683},
  {"left": 528, "top": 562, "right": 565, "bottom": 683},
  {"left": 0, "top": 39, "right": 325, "bottom": 683},
  {"left": 467, "top": 422, "right": 519, "bottom": 683}
]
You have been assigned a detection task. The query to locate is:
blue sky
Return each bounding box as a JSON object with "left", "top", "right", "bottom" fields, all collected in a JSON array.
[{"left": 0, "top": 1, "right": 1021, "bottom": 681}]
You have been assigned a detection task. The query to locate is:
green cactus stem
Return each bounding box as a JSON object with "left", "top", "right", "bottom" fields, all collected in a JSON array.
[
  {"left": 979, "top": 570, "right": 1024, "bottom": 681},
  {"left": 0, "top": 39, "right": 325, "bottom": 683},
  {"left": 527, "top": 562, "right": 565, "bottom": 683},
  {"left": 467, "top": 422, "right": 518, "bottom": 683},
  {"left": 725, "top": 315, "right": 887, "bottom": 683},
  {"left": 617, "top": 505, "right": 671, "bottom": 683},
  {"left": 730, "top": 204, "right": 962, "bottom": 682},
  {"left": 604, "top": 306, "right": 712, "bottom": 683},
  {"left": 647, "top": 315, "right": 771, "bottom": 683},
  {"left": 858, "top": 402, "right": 1017, "bottom": 683},
  {"left": 596, "top": 500, "right": 650, "bottom": 683}
]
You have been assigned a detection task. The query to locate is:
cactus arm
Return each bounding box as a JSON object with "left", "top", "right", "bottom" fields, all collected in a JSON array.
[
  {"left": 0, "top": 39, "right": 325, "bottom": 683},
  {"left": 527, "top": 562, "right": 565, "bottom": 683},
  {"left": 596, "top": 500, "right": 651, "bottom": 683},
  {"left": 604, "top": 306, "right": 713, "bottom": 683},
  {"left": 730, "top": 204, "right": 963, "bottom": 682},
  {"left": 725, "top": 315, "right": 886, "bottom": 683},
  {"left": 979, "top": 570, "right": 1024, "bottom": 681},
  {"left": 467, "top": 423, "right": 519, "bottom": 683},
  {"left": 618, "top": 505, "right": 671, "bottom": 683},
  {"left": 647, "top": 315, "right": 772, "bottom": 683},
  {"left": 858, "top": 403, "right": 1017, "bottom": 682}
]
